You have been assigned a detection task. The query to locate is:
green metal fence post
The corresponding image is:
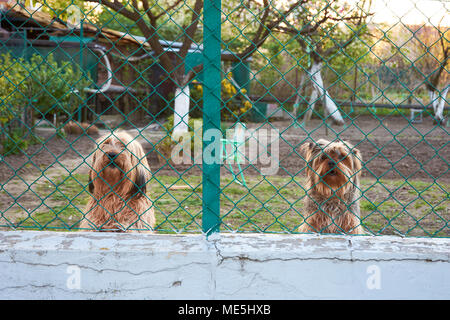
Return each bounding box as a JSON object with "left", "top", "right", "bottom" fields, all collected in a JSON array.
[{"left": 202, "top": 0, "right": 222, "bottom": 236}]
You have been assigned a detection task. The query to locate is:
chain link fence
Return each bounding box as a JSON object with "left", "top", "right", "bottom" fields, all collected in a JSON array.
[{"left": 0, "top": 0, "right": 448, "bottom": 236}]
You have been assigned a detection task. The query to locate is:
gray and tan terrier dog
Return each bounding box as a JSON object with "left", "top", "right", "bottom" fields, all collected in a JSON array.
[
  {"left": 299, "top": 139, "right": 364, "bottom": 234},
  {"left": 80, "top": 131, "right": 155, "bottom": 232}
]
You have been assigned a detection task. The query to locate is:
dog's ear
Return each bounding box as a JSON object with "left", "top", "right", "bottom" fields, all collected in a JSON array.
[
  {"left": 352, "top": 147, "right": 362, "bottom": 160},
  {"left": 300, "top": 140, "right": 328, "bottom": 159},
  {"left": 131, "top": 167, "right": 149, "bottom": 198},
  {"left": 88, "top": 175, "right": 94, "bottom": 194},
  {"left": 129, "top": 140, "right": 151, "bottom": 198},
  {"left": 342, "top": 140, "right": 363, "bottom": 174},
  {"left": 315, "top": 139, "right": 330, "bottom": 148},
  {"left": 299, "top": 142, "right": 314, "bottom": 159},
  {"left": 351, "top": 147, "right": 363, "bottom": 176},
  {"left": 88, "top": 152, "right": 96, "bottom": 194}
]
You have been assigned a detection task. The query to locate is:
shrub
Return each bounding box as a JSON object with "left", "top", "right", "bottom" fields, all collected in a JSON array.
[
  {"left": 0, "top": 52, "right": 91, "bottom": 154},
  {"left": 189, "top": 72, "right": 252, "bottom": 121},
  {"left": 0, "top": 128, "right": 41, "bottom": 155},
  {"left": 0, "top": 52, "right": 91, "bottom": 127}
]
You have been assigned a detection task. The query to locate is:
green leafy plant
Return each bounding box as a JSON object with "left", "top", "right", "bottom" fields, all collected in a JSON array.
[
  {"left": 155, "top": 115, "right": 202, "bottom": 165},
  {"left": 0, "top": 52, "right": 91, "bottom": 153},
  {"left": 0, "top": 52, "right": 91, "bottom": 125},
  {"left": 189, "top": 73, "right": 252, "bottom": 121},
  {"left": 0, "top": 128, "right": 42, "bottom": 155}
]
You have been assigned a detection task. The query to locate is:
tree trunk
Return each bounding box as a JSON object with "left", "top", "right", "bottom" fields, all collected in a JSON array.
[
  {"left": 303, "top": 87, "right": 319, "bottom": 122},
  {"left": 293, "top": 72, "right": 305, "bottom": 122},
  {"left": 172, "top": 83, "right": 190, "bottom": 136},
  {"left": 307, "top": 61, "right": 344, "bottom": 125},
  {"left": 429, "top": 87, "right": 449, "bottom": 124}
]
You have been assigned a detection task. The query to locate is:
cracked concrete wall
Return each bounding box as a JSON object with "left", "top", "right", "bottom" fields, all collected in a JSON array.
[{"left": 0, "top": 231, "right": 449, "bottom": 299}]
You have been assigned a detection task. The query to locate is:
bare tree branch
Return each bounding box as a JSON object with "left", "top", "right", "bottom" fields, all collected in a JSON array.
[
  {"left": 84, "top": 0, "right": 174, "bottom": 77},
  {"left": 178, "top": 0, "right": 203, "bottom": 62},
  {"left": 185, "top": 63, "right": 204, "bottom": 85},
  {"left": 237, "top": 0, "right": 307, "bottom": 60},
  {"left": 154, "top": 0, "right": 184, "bottom": 20},
  {"left": 275, "top": 0, "right": 370, "bottom": 61},
  {"left": 426, "top": 24, "right": 449, "bottom": 91}
]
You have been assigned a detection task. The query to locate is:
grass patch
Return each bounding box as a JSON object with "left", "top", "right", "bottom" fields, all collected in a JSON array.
[
  {"left": 18, "top": 205, "right": 84, "bottom": 230},
  {"left": 7, "top": 173, "right": 449, "bottom": 237}
]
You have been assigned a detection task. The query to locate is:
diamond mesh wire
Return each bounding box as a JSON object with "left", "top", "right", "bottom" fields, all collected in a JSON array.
[{"left": 0, "top": 0, "right": 448, "bottom": 236}]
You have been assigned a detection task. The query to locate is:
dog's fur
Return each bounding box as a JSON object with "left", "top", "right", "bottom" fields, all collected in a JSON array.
[
  {"left": 299, "top": 139, "right": 364, "bottom": 234},
  {"left": 80, "top": 131, "right": 155, "bottom": 232}
]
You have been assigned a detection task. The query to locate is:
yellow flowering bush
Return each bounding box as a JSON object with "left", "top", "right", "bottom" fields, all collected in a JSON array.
[{"left": 189, "top": 72, "right": 252, "bottom": 120}]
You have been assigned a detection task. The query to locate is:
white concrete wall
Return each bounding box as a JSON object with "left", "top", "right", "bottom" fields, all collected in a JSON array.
[{"left": 0, "top": 231, "right": 449, "bottom": 299}]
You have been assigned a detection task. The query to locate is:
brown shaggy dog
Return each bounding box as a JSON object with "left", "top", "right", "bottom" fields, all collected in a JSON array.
[
  {"left": 80, "top": 131, "right": 155, "bottom": 232},
  {"left": 64, "top": 120, "right": 99, "bottom": 136},
  {"left": 299, "top": 139, "right": 364, "bottom": 234}
]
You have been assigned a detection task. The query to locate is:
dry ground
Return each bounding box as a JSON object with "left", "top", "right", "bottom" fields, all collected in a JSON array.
[{"left": 0, "top": 114, "right": 448, "bottom": 236}]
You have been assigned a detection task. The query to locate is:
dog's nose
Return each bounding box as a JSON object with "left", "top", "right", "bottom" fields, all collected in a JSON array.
[{"left": 107, "top": 152, "right": 118, "bottom": 159}]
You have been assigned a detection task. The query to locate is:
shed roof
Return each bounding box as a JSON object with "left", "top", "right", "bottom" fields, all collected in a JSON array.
[{"left": 1, "top": 2, "right": 247, "bottom": 61}]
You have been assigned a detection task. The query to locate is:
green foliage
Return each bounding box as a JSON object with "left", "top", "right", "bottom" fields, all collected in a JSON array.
[
  {"left": 1, "top": 128, "right": 28, "bottom": 155},
  {"left": 0, "top": 128, "right": 41, "bottom": 155},
  {"left": 155, "top": 115, "right": 202, "bottom": 165},
  {"left": 0, "top": 53, "right": 28, "bottom": 125},
  {"left": 0, "top": 52, "right": 91, "bottom": 125},
  {"left": 190, "top": 74, "right": 252, "bottom": 121},
  {"left": 163, "top": 114, "right": 202, "bottom": 133}
]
